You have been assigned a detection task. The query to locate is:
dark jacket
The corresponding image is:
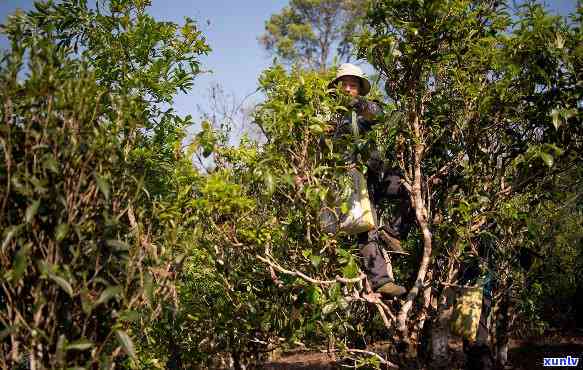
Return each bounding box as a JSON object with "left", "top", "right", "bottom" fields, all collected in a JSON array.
[
  {"left": 331, "top": 97, "right": 385, "bottom": 173},
  {"left": 332, "top": 97, "right": 384, "bottom": 140}
]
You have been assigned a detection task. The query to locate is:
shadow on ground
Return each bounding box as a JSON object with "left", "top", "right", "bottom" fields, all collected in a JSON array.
[
  {"left": 508, "top": 340, "right": 583, "bottom": 369},
  {"left": 263, "top": 334, "right": 583, "bottom": 369}
]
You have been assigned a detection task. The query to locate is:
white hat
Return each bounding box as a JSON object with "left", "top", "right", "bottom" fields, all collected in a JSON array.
[{"left": 328, "top": 63, "right": 371, "bottom": 96}]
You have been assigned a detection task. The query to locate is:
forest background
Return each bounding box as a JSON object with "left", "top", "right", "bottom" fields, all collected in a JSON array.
[{"left": 0, "top": 0, "right": 581, "bottom": 369}]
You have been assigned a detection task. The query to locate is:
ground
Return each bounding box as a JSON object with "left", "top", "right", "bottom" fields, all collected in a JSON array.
[{"left": 263, "top": 331, "right": 583, "bottom": 369}]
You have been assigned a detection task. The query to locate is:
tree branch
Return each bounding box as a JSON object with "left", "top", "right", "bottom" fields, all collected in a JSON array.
[
  {"left": 256, "top": 254, "right": 366, "bottom": 285},
  {"left": 325, "top": 348, "right": 399, "bottom": 368}
]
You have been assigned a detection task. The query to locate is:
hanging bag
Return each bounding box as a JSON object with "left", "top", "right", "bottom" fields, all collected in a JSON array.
[
  {"left": 320, "top": 111, "right": 376, "bottom": 235},
  {"left": 450, "top": 285, "right": 483, "bottom": 342}
]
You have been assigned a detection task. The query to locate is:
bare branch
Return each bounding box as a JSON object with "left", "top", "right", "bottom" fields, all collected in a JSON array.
[
  {"left": 257, "top": 254, "right": 366, "bottom": 285},
  {"left": 324, "top": 348, "right": 400, "bottom": 368}
]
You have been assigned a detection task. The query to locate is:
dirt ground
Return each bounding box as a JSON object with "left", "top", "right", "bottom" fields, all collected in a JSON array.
[{"left": 262, "top": 332, "right": 583, "bottom": 369}]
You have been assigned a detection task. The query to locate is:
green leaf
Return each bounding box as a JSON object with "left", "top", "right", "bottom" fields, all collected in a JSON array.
[
  {"left": 144, "top": 273, "right": 154, "bottom": 305},
  {"left": 305, "top": 286, "right": 321, "bottom": 304},
  {"left": 336, "top": 297, "right": 349, "bottom": 310},
  {"left": 49, "top": 273, "right": 74, "bottom": 297},
  {"left": 67, "top": 338, "right": 94, "bottom": 351},
  {"left": 309, "top": 254, "right": 322, "bottom": 268},
  {"left": 264, "top": 171, "right": 275, "bottom": 195},
  {"left": 106, "top": 239, "right": 129, "bottom": 252},
  {"left": 25, "top": 200, "right": 41, "bottom": 223},
  {"left": 550, "top": 108, "right": 560, "bottom": 129},
  {"left": 118, "top": 310, "right": 140, "bottom": 322},
  {"left": 94, "top": 173, "right": 110, "bottom": 200},
  {"left": 324, "top": 138, "right": 333, "bottom": 152},
  {"left": 2, "top": 225, "right": 23, "bottom": 250},
  {"left": 322, "top": 302, "right": 336, "bottom": 315},
  {"left": 309, "top": 124, "right": 324, "bottom": 134},
  {"left": 80, "top": 288, "right": 93, "bottom": 315},
  {"left": 540, "top": 152, "right": 554, "bottom": 167},
  {"left": 95, "top": 286, "right": 122, "bottom": 307},
  {"left": 329, "top": 283, "right": 342, "bottom": 300},
  {"left": 116, "top": 330, "right": 136, "bottom": 359},
  {"left": 340, "top": 201, "right": 349, "bottom": 214},
  {"left": 43, "top": 155, "right": 59, "bottom": 174},
  {"left": 341, "top": 259, "right": 358, "bottom": 278},
  {"left": 10, "top": 243, "right": 31, "bottom": 282},
  {"left": 55, "top": 223, "right": 69, "bottom": 241}
]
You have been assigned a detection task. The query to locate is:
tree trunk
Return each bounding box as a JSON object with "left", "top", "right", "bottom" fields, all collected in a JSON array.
[
  {"left": 430, "top": 286, "right": 456, "bottom": 366},
  {"left": 396, "top": 109, "right": 433, "bottom": 356},
  {"left": 411, "top": 270, "right": 434, "bottom": 358},
  {"left": 494, "top": 287, "right": 511, "bottom": 368}
]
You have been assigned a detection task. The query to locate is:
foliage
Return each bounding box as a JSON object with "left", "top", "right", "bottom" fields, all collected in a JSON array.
[
  {"left": 167, "top": 1, "right": 581, "bottom": 366},
  {"left": 1, "top": 0, "right": 581, "bottom": 368},
  {"left": 0, "top": 36, "right": 152, "bottom": 369},
  {"left": 4, "top": 0, "right": 211, "bottom": 199},
  {"left": 259, "top": 0, "right": 369, "bottom": 70},
  {"left": 162, "top": 67, "right": 391, "bottom": 367},
  {"left": 358, "top": 0, "right": 582, "bottom": 361},
  {"left": 0, "top": 0, "right": 209, "bottom": 368}
]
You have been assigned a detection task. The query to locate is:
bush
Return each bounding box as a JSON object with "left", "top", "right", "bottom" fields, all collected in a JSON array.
[{"left": 0, "top": 1, "right": 209, "bottom": 367}]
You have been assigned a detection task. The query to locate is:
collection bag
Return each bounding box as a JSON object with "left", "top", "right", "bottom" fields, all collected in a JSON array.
[
  {"left": 450, "top": 286, "right": 483, "bottom": 342},
  {"left": 319, "top": 111, "right": 376, "bottom": 235}
]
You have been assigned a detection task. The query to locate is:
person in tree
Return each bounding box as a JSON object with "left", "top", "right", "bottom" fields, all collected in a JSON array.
[{"left": 327, "top": 63, "right": 412, "bottom": 297}]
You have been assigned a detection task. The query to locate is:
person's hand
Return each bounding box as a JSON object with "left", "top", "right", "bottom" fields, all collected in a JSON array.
[
  {"left": 345, "top": 163, "right": 357, "bottom": 171},
  {"left": 324, "top": 123, "right": 335, "bottom": 133}
]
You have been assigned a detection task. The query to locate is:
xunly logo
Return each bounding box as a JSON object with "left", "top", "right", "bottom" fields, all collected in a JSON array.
[{"left": 543, "top": 356, "right": 580, "bottom": 367}]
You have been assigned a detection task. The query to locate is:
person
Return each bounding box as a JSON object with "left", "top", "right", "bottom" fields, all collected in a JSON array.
[{"left": 327, "top": 63, "right": 412, "bottom": 297}]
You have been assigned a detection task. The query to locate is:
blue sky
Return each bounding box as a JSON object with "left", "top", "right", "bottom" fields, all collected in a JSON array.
[{"left": 1, "top": 0, "right": 579, "bottom": 130}]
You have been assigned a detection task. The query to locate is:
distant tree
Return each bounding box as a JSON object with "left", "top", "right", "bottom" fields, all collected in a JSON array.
[{"left": 259, "top": 0, "right": 368, "bottom": 70}]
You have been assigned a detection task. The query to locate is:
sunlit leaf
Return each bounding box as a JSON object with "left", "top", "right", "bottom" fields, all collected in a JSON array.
[
  {"left": 10, "top": 243, "right": 31, "bottom": 282},
  {"left": 49, "top": 273, "right": 74, "bottom": 297},
  {"left": 25, "top": 200, "right": 40, "bottom": 223},
  {"left": 67, "top": 338, "right": 94, "bottom": 351},
  {"left": 540, "top": 152, "right": 554, "bottom": 168},
  {"left": 55, "top": 223, "right": 69, "bottom": 241},
  {"left": 116, "top": 330, "right": 136, "bottom": 359},
  {"left": 95, "top": 286, "right": 122, "bottom": 307},
  {"left": 94, "top": 173, "right": 110, "bottom": 200}
]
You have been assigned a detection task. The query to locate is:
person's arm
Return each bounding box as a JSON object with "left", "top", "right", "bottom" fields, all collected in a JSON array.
[
  {"left": 354, "top": 98, "right": 383, "bottom": 121},
  {"left": 351, "top": 98, "right": 383, "bottom": 132}
]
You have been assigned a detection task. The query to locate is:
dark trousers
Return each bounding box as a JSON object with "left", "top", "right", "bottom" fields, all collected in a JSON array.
[{"left": 358, "top": 163, "right": 414, "bottom": 289}]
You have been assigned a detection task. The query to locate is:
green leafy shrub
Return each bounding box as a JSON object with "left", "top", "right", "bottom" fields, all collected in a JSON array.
[{"left": 0, "top": 1, "right": 210, "bottom": 368}]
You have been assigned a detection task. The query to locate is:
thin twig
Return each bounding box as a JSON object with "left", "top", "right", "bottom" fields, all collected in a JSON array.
[
  {"left": 440, "top": 281, "right": 480, "bottom": 289},
  {"left": 257, "top": 255, "right": 366, "bottom": 285},
  {"left": 324, "top": 348, "right": 399, "bottom": 368},
  {"left": 428, "top": 152, "right": 465, "bottom": 183},
  {"left": 375, "top": 303, "right": 392, "bottom": 329},
  {"left": 269, "top": 266, "right": 284, "bottom": 288}
]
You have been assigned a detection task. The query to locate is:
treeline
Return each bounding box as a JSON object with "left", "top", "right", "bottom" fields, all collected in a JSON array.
[{"left": 1, "top": 0, "right": 581, "bottom": 369}]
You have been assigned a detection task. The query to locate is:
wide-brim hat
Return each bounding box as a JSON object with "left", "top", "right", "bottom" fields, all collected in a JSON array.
[{"left": 328, "top": 63, "right": 371, "bottom": 96}]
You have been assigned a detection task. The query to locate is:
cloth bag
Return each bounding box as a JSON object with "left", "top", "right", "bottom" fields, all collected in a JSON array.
[
  {"left": 320, "top": 111, "right": 376, "bottom": 235},
  {"left": 450, "top": 286, "right": 483, "bottom": 342}
]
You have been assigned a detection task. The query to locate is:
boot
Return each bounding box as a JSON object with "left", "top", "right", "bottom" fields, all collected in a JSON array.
[
  {"left": 378, "top": 229, "right": 407, "bottom": 254},
  {"left": 376, "top": 281, "right": 407, "bottom": 297}
]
